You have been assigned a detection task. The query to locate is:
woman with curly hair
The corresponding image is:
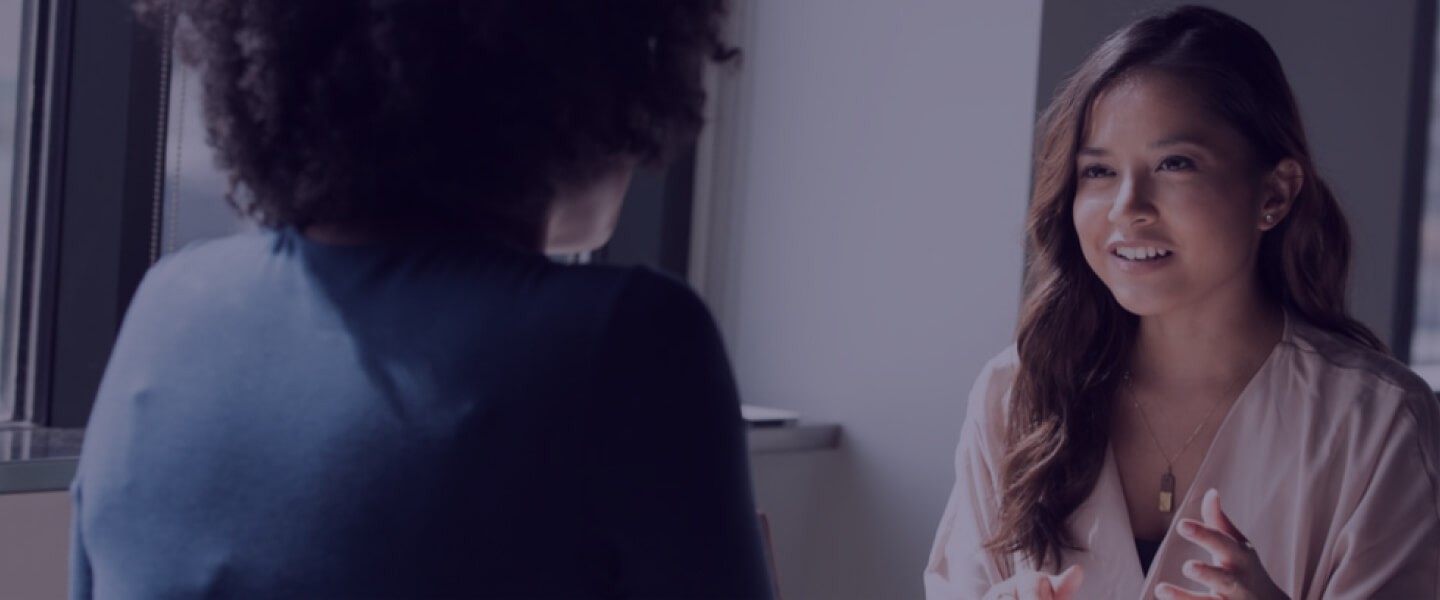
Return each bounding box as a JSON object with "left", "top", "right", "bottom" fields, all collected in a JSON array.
[
  {"left": 70, "top": 1, "right": 773, "bottom": 598},
  {"left": 925, "top": 6, "right": 1440, "bottom": 600}
]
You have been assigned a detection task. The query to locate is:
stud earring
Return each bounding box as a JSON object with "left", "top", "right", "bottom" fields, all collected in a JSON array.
[{"left": 1264, "top": 213, "right": 1276, "bottom": 224}]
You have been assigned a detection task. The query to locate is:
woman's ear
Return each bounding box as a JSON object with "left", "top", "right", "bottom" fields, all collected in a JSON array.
[{"left": 1259, "top": 158, "right": 1304, "bottom": 231}]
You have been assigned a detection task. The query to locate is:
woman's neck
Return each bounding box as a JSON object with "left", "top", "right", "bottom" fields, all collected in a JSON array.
[
  {"left": 1129, "top": 285, "right": 1283, "bottom": 394},
  {"left": 302, "top": 217, "right": 544, "bottom": 253}
]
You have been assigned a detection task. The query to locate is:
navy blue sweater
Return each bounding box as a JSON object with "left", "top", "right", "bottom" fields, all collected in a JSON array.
[{"left": 71, "top": 228, "right": 772, "bottom": 599}]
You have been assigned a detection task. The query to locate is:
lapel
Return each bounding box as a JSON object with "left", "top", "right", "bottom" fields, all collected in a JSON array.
[
  {"left": 1140, "top": 321, "right": 1286, "bottom": 599},
  {"left": 1062, "top": 445, "right": 1145, "bottom": 599},
  {"left": 1062, "top": 442, "right": 1218, "bottom": 600},
  {"left": 1062, "top": 331, "right": 1283, "bottom": 600}
]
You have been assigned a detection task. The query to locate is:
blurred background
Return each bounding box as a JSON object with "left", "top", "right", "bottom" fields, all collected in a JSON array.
[{"left": 0, "top": 1, "right": 1435, "bottom": 598}]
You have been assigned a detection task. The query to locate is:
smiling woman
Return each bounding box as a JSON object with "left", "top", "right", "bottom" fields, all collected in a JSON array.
[
  {"left": 1071, "top": 69, "right": 1305, "bottom": 320},
  {"left": 925, "top": 5, "right": 1440, "bottom": 600}
]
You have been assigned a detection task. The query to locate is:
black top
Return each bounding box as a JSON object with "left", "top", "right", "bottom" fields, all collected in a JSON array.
[
  {"left": 72, "top": 228, "right": 774, "bottom": 599},
  {"left": 1136, "top": 538, "right": 1163, "bottom": 575}
]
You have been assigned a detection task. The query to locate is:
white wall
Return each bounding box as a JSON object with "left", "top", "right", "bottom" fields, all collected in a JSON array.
[
  {"left": 696, "top": 2, "right": 1044, "bottom": 598},
  {"left": 0, "top": 492, "right": 70, "bottom": 599}
]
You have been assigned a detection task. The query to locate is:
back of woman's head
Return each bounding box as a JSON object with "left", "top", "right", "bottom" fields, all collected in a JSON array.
[
  {"left": 995, "top": 4, "right": 1384, "bottom": 569},
  {"left": 134, "top": 0, "right": 734, "bottom": 230}
]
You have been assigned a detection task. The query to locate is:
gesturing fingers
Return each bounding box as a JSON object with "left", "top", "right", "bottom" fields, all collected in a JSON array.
[
  {"left": 1160, "top": 491, "right": 1286, "bottom": 600},
  {"left": 1182, "top": 559, "right": 1239, "bottom": 596},
  {"left": 1178, "top": 518, "right": 1244, "bottom": 568},
  {"left": 981, "top": 571, "right": 1039, "bottom": 600},
  {"left": 1017, "top": 570, "right": 1050, "bottom": 600},
  {"left": 1201, "top": 488, "right": 1248, "bottom": 546},
  {"left": 985, "top": 567, "right": 1085, "bottom": 600},
  {"left": 1154, "top": 582, "right": 1219, "bottom": 600},
  {"left": 982, "top": 581, "right": 1018, "bottom": 600},
  {"left": 1049, "top": 565, "right": 1084, "bottom": 600}
]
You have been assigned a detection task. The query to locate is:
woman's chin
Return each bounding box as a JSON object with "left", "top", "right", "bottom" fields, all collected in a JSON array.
[{"left": 1109, "top": 290, "right": 1175, "bottom": 318}]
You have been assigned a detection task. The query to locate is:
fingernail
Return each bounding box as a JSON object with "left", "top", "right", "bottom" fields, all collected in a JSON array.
[{"left": 1180, "top": 520, "right": 1197, "bottom": 534}]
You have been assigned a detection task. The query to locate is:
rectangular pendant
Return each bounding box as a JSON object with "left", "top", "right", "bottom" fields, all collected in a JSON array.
[{"left": 1159, "top": 471, "right": 1176, "bottom": 514}]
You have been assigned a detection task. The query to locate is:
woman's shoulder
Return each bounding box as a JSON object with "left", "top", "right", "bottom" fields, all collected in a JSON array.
[
  {"left": 560, "top": 264, "right": 709, "bottom": 327},
  {"left": 124, "top": 230, "right": 282, "bottom": 311},
  {"left": 1281, "top": 318, "right": 1439, "bottom": 444},
  {"left": 963, "top": 345, "right": 1021, "bottom": 438},
  {"left": 146, "top": 229, "right": 276, "bottom": 273},
  {"left": 972, "top": 345, "right": 1021, "bottom": 399},
  {"left": 541, "top": 264, "right": 723, "bottom": 363},
  {"left": 1284, "top": 318, "right": 1435, "bottom": 402}
]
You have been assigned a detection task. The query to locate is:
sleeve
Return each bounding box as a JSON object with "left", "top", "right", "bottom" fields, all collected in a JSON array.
[
  {"left": 68, "top": 480, "right": 92, "bottom": 600},
  {"left": 1319, "top": 388, "right": 1440, "bottom": 599},
  {"left": 923, "top": 350, "right": 1017, "bottom": 600},
  {"left": 586, "top": 269, "right": 774, "bottom": 600}
]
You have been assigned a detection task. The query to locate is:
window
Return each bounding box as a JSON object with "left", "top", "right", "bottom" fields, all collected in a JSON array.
[
  {"left": 1, "top": 0, "right": 166, "bottom": 428},
  {"left": 1415, "top": 20, "right": 1440, "bottom": 389},
  {"left": 0, "top": 0, "right": 33, "bottom": 421},
  {"left": 0, "top": 0, "right": 22, "bottom": 201},
  {"left": 1418, "top": 167, "right": 1440, "bottom": 386},
  {"left": 159, "top": 62, "right": 249, "bottom": 253}
]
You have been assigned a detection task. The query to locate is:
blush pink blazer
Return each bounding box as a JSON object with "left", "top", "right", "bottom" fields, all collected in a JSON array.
[{"left": 925, "top": 316, "right": 1440, "bottom": 599}]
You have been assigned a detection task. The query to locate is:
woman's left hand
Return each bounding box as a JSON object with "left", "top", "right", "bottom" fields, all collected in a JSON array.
[{"left": 1155, "top": 489, "right": 1289, "bottom": 600}]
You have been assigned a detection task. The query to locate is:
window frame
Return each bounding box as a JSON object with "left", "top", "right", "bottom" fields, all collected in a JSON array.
[
  {"left": 10, "top": 0, "right": 164, "bottom": 427},
  {"left": 1398, "top": 0, "right": 1440, "bottom": 372}
]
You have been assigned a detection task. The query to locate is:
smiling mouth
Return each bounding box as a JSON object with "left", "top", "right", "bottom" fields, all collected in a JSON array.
[{"left": 1112, "top": 247, "right": 1173, "bottom": 262}]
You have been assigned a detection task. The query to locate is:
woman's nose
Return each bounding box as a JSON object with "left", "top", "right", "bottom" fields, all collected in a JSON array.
[{"left": 1107, "top": 174, "right": 1157, "bottom": 226}]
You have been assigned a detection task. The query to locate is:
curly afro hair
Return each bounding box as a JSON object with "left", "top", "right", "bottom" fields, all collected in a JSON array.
[{"left": 134, "top": 0, "right": 734, "bottom": 230}]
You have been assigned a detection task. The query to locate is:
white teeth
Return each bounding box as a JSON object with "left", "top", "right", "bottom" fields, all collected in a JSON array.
[{"left": 1114, "top": 247, "right": 1172, "bottom": 261}]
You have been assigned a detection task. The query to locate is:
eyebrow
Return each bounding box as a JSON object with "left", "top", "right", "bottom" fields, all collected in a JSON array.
[
  {"left": 1150, "top": 133, "right": 1211, "bottom": 149},
  {"left": 1077, "top": 133, "right": 1212, "bottom": 158}
]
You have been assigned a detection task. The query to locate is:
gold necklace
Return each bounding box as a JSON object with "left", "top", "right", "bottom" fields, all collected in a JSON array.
[{"left": 1122, "top": 372, "right": 1233, "bottom": 514}]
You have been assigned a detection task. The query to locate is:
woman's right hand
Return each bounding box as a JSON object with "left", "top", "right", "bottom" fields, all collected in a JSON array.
[{"left": 982, "top": 565, "right": 1084, "bottom": 600}]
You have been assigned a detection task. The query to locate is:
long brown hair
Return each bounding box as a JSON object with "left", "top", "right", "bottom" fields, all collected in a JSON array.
[{"left": 989, "top": 5, "right": 1386, "bottom": 569}]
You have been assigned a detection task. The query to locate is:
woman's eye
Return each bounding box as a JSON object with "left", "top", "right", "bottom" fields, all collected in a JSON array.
[
  {"left": 1158, "top": 156, "right": 1196, "bottom": 171},
  {"left": 1079, "top": 165, "right": 1113, "bottom": 179}
]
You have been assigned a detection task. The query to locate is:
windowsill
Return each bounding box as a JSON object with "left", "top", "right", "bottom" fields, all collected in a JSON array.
[
  {"left": 0, "top": 426, "right": 83, "bottom": 495},
  {"left": 746, "top": 422, "right": 841, "bottom": 454},
  {"left": 0, "top": 422, "right": 841, "bottom": 495}
]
